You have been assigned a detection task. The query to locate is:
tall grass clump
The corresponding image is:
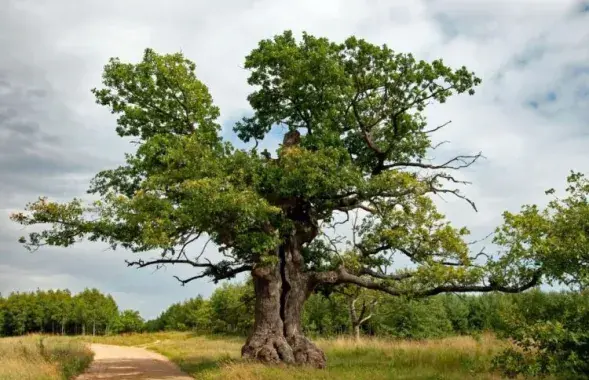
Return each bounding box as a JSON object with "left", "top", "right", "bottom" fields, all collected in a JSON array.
[{"left": 0, "top": 335, "right": 93, "bottom": 380}]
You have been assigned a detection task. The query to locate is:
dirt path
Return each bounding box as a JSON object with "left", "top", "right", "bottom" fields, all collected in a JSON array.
[{"left": 76, "top": 343, "right": 193, "bottom": 379}]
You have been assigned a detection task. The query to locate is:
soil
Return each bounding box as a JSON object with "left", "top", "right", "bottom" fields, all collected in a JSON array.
[{"left": 75, "top": 343, "right": 192, "bottom": 380}]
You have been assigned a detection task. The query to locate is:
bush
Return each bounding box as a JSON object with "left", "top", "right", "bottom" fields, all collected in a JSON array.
[
  {"left": 494, "top": 321, "right": 589, "bottom": 378},
  {"left": 371, "top": 297, "right": 453, "bottom": 339},
  {"left": 493, "top": 293, "right": 589, "bottom": 379},
  {"left": 39, "top": 337, "right": 94, "bottom": 379}
]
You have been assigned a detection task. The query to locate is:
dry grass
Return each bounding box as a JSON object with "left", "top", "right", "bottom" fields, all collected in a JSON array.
[
  {"left": 78, "top": 331, "right": 193, "bottom": 347},
  {"left": 0, "top": 335, "right": 93, "bottom": 380},
  {"left": 89, "top": 332, "right": 509, "bottom": 380}
]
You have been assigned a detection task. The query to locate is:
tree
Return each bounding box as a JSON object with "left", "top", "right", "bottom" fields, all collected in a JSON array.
[
  {"left": 73, "top": 289, "right": 118, "bottom": 335},
  {"left": 328, "top": 285, "right": 378, "bottom": 340},
  {"left": 492, "top": 172, "right": 589, "bottom": 378},
  {"left": 209, "top": 282, "right": 255, "bottom": 335},
  {"left": 374, "top": 296, "right": 453, "bottom": 339},
  {"left": 302, "top": 292, "right": 349, "bottom": 336},
  {"left": 11, "top": 31, "right": 542, "bottom": 368},
  {"left": 110, "top": 309, "right": 144, "bottom": 334}
]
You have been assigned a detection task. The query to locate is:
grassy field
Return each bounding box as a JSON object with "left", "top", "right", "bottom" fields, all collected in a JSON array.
[
  {"left": 84, "top": 332, "right": 510, "bottom": 380},
  {"left": 0, "top": 335, "right": 93, "bottom": 380}
]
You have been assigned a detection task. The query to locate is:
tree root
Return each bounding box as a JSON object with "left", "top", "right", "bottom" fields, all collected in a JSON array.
[
  {"left": 241, "top": 332, "right": 295, "bottom": 365},
  {"left": 288, "top": 334, "right": 327, "bottom": 369}
]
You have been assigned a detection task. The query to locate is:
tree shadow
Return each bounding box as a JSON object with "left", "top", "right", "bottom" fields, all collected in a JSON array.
[
  {"left": 80, "top": 357, "right": 192, "bottom": 379},
  {"left": 175, "top": 353, "right": 237, "bottom": 376},
  {"left": 178, "top": 358, "right": 223, "bottom": 374}
]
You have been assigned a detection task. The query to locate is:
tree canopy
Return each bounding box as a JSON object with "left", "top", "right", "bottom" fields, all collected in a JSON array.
[
  {"left": 491, "top": 172, "right": 589, "bottom": 378},
  {"left": 11, "top": 31, "right": 546, "bottom": 367}
]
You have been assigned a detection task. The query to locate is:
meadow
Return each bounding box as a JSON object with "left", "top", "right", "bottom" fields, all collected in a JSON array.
[
  {"left": 0, "top": 335, "right": 93, "bottom": 380},
  {"left": 1, "top": 331, "right": 567, "bottom": 380},
  {"left": 86, "top": 332, "right": 508, "bottom": 380}
]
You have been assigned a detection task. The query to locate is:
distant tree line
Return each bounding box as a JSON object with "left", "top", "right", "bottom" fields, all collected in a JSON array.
[
  {"left": 2, "top": 284, "right": 586, "bottom": 348},
  {"left": 0, "top": 288, "right": 144, "bottom": 337},
  {"left": 146, "top": 281, "right": 589, "bottom": 342}
]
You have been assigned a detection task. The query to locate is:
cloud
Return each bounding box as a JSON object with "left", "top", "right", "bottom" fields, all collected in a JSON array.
[{"left": 0, "top": 0, "right": 587, "bottom": 318}]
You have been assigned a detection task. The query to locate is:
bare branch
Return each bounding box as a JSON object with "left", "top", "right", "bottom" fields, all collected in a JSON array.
[
  {"left": 430, "top": 186, "right": 478, "bottom": 212},
  {"left": 173, "top": 273, "right": 208, "bottom": 286},
  {"left": 335, "top": 194, "right": 378, "bottom": 214},
  {"left": 384, "top": 152, "right": 483, "bottom": 171},
  {"left": 467, "top": 232, "right": 493, "bottom": 246},
  {"left": 424, "top": 120, "right": 452, "bottom": 134},
  {"left": 350, "top": 91, "right": 385, "bottom": 156},
  {"left": 358, "top": 299, "right": 378, "bottom": 325},
  {"left": 125, "top": 257, "right": 252, "bottom": 285}
]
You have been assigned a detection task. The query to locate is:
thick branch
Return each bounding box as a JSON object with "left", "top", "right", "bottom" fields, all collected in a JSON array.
[
  {"left": 359, "top": 267, "right": 414, "bottom": 281},
  {"left": 314, "top": 266, "right": 541, "bottom": 297}
]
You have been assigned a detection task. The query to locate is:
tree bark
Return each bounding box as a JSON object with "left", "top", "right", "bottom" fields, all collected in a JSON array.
[
  {"left": 353, "top": 324, "right": 361, "bottom": 341},
  {"left": 241, "top": 236, "right": 326, "bottom": 368},
  {"left": 282, "top": 238, "right": 326, "bottom": 368},
  {"left": 241, "top": 262, "right": 295, "bottom": 365},
  {"left": 348, "top": 297, "right": 361, "bottom": 341}
]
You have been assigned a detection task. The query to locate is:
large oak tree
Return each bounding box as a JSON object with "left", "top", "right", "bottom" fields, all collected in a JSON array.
[{"left": 11, "top": 31, "right": 542, "bottom": 368}]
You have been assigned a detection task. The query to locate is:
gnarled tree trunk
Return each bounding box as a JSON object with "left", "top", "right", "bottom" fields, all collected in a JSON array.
[
  {"left": 241, "top": 262, "right": 295, "bottom": 365},
  {"left": 241, "top": 234, "right": 326, "bottom": 368}
]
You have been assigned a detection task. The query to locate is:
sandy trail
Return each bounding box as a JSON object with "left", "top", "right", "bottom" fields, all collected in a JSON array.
[{"left": 76, "top": 343, "right": 193, "bottom": 379}]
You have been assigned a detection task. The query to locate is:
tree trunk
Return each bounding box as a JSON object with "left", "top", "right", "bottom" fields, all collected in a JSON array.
[
  {"left": 347, "top": 295, "right": 374, "bottom": 341},
  {"left": 282, "top": 241, "right": 326, "bottom": 368},
  {"left": 348, "top": 297, "right": 359, "bottom": 341},
  {"left": 241, "top": 262, "right": 294, "bottom": 365},
  {"left": 241, "top": 236, "right": 326, "bottom": 368},
  {"left": 353, "top": 324, "right": 361, "bottom": 341}
]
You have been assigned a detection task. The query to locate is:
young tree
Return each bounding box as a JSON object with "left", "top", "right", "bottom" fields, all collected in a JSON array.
[
  {"left": 11, "top": 31, "right": 542, "bottom": 368},
  {"left": 492, "top": 172, "right": 589, "bottom": 378},
  {"left": 209, "top": 282, "right": 255, "bottom": 335},
  {"left": 329, "top": 285, "right": 378, "bottom": 340},
  {"left": 110, "top": 309, "right": 145, "bottom": 334}
]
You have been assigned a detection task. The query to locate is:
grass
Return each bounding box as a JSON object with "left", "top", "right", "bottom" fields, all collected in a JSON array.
[
  {"left": 2, "top": 332, "right": 550, "bottom": 379},
  {"left": 0, "top": 335, "right": 93, "bottom": 380},
  {"left": 88, "top": 332, "right": 509, "bottom": 380}
]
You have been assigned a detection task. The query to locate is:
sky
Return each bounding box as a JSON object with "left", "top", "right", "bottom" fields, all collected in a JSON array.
[{"left": 0, "top": 0, "right": 588, "bottom": 319}]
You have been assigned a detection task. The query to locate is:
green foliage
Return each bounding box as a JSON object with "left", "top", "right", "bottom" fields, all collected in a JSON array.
[
  {"left": 440, "top": 294, "right": 470, "bottom": 334},
  {"left": 302, "top": 293, "right": 349, "bottom": 336},
  {"left": 145, "top": 281, "right": 586, "bottom": 347},
  {"left": 370, "top": 296, "right": 453, "bottom": 339},
  {"left": 147, "top": 283, "right": 254, "bottom": 336},
  {"left": 92, "top": 48, "right": 220, "bottom": 140},
  {"left": 0, "top": 288, "right": 132, "bottom": 338},
  {"left": 491, "top": 290, "right": 589, "bottom": 378},
  {"left": 109, "top": 310, "right": 144, "bottom": 334},
  {"left": 9, "top": 30, "right": 511, "bottom": 299},
  {"left": 493, "top": 172, "right": 589, "bottom": 378},
  {"left": 494, "top": 321, "right": 589, "bottom": 379},
  {"left": 38, "top": 337, "right": 94, "bottom": 379},
  {"left": 209, "top": 283, "right": 255, "bottom": 335},
  {"left": 494, "top": 171, "right": 589, "bottom": 289}
]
